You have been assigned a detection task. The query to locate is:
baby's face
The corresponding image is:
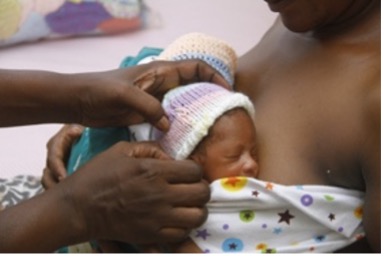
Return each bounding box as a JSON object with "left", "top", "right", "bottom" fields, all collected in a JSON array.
[{"left": 190, "top": 108, "right": 259, "bottom": 182}]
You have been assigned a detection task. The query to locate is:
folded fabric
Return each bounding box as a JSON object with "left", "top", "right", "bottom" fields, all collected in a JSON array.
[
  {"left": 191, "top": 177, "right": 365, "bottom": 253},
  {"left": 0, "top": 0, "right": 147, "bottom": 47}
]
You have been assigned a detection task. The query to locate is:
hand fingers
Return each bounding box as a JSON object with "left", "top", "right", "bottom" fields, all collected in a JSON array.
[
  {"left": 156, "top": 227, "right": 190, "bottom": 243},
  {"left": 127, "top": 59, "right": 230, "bottom": 131},
  {"left": 158, "top": 160, "right": 204, "bottom": 184},
  {"left": 123, "top": 86, "right": 169, "bottom": 131},
  {"left": 114, "top": 141, "right": 172, "bottom": 160},
  {"left": 163, "top": 206, "right": 209, "bottom": 229},
  {"left": 174, "top": 59, "right": 231, "bottom": 89},
  {"left": 45, "top": 144, "right": 66, "bottom": 183},
  {"left": 156, "top": 205, "right": 209, "bottom": 242},
  {"left": 66, "top": 124, "right": 85, "bottom": 138},
  {"left": 41, "top": 167, "right": 58, "bottom": 190},
  {"left": 168, "top": 182, "right": 210, "bottom": 207},
  {"left": 46, "top": 151, "right": 67, "bottom": 180},
  {"left": 131, "top": 141, "right": 172, "bottom": 160},
  {"left": 146, "top": 60, "right": 231, "bottom": 92},
  {"left": 45, "top": 125, "right": 84, "bottom": 181},
  {"left": 123, "top": 154, "right": 203, "bottom": 184},
  {"left": 46, "top": 139, "right": 68, "bottom": 181}
]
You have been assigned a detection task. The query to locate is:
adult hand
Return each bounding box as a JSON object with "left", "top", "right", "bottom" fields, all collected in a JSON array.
[
  {"left": 60, "top": 141, "right": 210, "bottom": 244},
  {"left": 0, "top": 141, "right": 209, "bottom": 252},
  {"left": 42, "top": 124, "right": 84, "bottom": 189},
  {"left": 0, "top": 60, "right": 228, "bottom": 129},
  {"left": 42, "top": 59, "right": 229, "bottom": 188},
  {"left": 73, "top": 59, "right": 230, "bottom": 131}
]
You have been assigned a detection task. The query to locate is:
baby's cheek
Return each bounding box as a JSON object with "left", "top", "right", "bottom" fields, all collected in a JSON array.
[
  {"left": 223, "top": 164, "right": 245, "bottom": 177},
  {"left": 204, "top": 162, "right": 245, "bottom": 182}
]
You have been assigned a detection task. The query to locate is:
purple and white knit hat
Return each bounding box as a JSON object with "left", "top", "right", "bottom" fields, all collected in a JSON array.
[{"left": 153, "top": 82, "right": 255, "bottom": 160}]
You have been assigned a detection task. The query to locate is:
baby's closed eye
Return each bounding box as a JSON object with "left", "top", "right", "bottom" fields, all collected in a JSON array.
[{"left": 222, "top": 148, "right": 242, "bottom": 160}]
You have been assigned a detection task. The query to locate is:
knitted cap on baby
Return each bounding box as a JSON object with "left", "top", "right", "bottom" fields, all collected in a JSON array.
[
  {"left": 153, "top": 82, "right": 255, "bottom": 160},
  {"left": 158, "top": 33, "right": 237, "bottom": 86}
]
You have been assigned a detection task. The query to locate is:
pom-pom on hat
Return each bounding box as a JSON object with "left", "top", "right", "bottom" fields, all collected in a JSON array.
[
  {"left": 158, "top": 33, "right": 237, "bottom": 86},
  {"left": 153, "top": 82, "right": 255, "bottom": 160}
]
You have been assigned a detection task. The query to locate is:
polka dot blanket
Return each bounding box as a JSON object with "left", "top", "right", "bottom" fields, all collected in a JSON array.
[{"left": 190, "top": 177, "right": 365, "bottom": 253}]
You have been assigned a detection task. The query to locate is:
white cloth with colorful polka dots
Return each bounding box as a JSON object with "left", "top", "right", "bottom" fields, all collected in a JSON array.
[{"left": 190, "top": 177, "right": 365, "bottom": 253}]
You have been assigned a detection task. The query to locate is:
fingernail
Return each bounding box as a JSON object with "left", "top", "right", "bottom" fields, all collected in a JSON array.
[
  {"left": 70, "top": 124, "right": 83, "bottom": 133},
  {"left": 156, "top": 116, "right": 170, "bottom": 131},
  {"left": 134, "top": 72, "right": 156, "bottom": 92}
]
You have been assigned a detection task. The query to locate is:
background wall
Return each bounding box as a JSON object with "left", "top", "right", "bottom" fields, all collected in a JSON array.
[{"left": 0, "top": 0, "right": 277, "bottom": 178}]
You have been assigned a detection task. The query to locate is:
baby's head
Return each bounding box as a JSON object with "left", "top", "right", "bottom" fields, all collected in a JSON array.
[
  {"left": 153, "top": 82, "right": 259, "bottom": 182},
  {"left": 158, "top": 32, "right": 237, "bottom": 86}
]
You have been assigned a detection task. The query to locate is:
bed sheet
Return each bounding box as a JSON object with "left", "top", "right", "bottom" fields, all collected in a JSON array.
[{"left": 0, "top": 0, "right": 276, "bottom": 178}]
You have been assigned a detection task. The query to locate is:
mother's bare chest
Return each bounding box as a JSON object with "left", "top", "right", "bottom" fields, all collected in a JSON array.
[{"left": 236, "top": 47, "right": 375, "bottom": 189}]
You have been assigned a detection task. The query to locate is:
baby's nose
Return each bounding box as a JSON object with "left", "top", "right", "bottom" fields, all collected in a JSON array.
[{"left": 242, "top": 155, "right": 259, "bottom": 178}]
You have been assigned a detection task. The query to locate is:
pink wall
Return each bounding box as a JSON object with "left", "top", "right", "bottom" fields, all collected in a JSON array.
[{"left": 0, "top": 0, "right": 277, "bottom": 178}]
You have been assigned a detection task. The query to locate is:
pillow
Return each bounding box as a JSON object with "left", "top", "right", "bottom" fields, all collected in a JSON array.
[{"left": 0, "top": 0, "right": 146, "bottom": 47}]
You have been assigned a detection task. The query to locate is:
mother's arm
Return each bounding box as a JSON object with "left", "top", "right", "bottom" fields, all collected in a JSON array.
[
  {"left": 360, "top": 83, "right": 381, "bottom": 252},
  {"left": 1, "top": 141, "right": 210, "bottom": 252},
  {"left": 337, "top": 81, "right": 380, "bottom": 253}
]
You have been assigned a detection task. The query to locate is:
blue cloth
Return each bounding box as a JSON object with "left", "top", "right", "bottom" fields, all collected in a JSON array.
[
  {"left": 66, "top": 47, "right": 163, "bottom": 174},
  {"left": 59, "top": 47, "right": 163, "bottom": 253}
]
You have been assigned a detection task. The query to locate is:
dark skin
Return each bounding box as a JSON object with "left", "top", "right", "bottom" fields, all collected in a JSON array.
[
  {"left": 236, "top": 0, "right": 380, "bottom": 252},
  {"left": 2, "top": 141, "right": 209, "bottom": 252},
  {"left": 44, "top": 0, "right": 380, "bottom": 252},
  {"left": 0, "top": 59, "right": 229, "bottom": 252},
  {"left": 0, "top": 60, "right": 228, "bottom": 129}
]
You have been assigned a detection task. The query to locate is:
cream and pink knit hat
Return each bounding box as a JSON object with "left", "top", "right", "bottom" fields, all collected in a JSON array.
[
  {"left": 158, "top": 32, "right": 237, "bottom": 86},
  {"left": 153, "top": 82, "right": 255, "bottom": 160}
]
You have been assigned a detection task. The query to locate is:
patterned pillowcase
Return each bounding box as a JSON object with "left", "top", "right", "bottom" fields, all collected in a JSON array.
[
  {"left": 0, "top": 175, "right": 43, "bottom": 209},
  {"left": 0, "top": 0, "right": 146, "bottom": 47}
]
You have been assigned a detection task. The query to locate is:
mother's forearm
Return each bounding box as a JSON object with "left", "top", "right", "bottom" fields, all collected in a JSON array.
[
  {"left": 0, "top": 185, "right": 87, "bottom": 252},
  {"left": 0, "top": 69, "right": 82, "bottom": 127}
]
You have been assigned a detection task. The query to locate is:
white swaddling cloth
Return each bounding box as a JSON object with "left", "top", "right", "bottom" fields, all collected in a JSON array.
[{"left": 190, "top": 177, "right": 365, "bottom": 253}]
